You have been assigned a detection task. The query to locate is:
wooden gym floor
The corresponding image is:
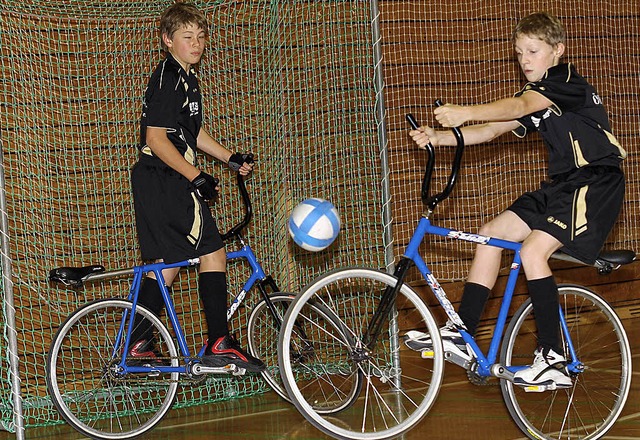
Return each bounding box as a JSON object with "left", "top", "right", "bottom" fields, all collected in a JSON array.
[{"left": 3, "top": 315, "right": 639, "bottom": 440}]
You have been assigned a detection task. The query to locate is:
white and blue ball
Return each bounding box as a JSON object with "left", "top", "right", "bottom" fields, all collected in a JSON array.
[{"left": 288, "top": 198, "right": 341, "bottom": 252}]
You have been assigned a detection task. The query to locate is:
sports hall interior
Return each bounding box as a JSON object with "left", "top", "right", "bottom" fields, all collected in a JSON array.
[{"left": 0, "top": 0, "right": 638, "bottom": 439}]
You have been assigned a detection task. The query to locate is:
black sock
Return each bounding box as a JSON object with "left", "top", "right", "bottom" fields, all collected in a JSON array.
[
  {"left": 458, "top": 282, "right": 491, "bottom": 336},
  {"left": 527, "top": 276, "right": 562, "bottom": 354},
  {"left": 199, "top": 272, "right": 229, "bottom": 346},
  {"left": 131, "top": 277, "right": 165, "bottom": 343}
]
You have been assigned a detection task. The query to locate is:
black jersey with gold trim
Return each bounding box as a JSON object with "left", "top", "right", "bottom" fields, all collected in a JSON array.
[
  {"left": 139, "top": 53, "right": 201, "bottom": 166},
  {"left": 513, "top": 63, "right": 626, "bottom": 178}
]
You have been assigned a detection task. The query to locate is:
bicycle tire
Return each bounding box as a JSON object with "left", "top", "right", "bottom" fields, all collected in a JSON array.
[
  {"left": 46, "top": 299, "right": 179, "bottom": 440},
  {"left": 278, "top": 267, "right": 444, "bottom": 440},
  {"left": 500, "top": 284, "right": 632, "bottom": 439},
  {"left": 248, "top": 292, "right": 364, "bottom": 413}
]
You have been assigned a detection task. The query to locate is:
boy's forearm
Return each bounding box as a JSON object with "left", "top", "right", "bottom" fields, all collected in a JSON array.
[
  {"left": 197, "top": 129, "right": 232, "bottom": 163},
  {"left": 467, "top": 93, "right": 552, "bottom": 123},
  {"left": 439, "top": 121, "right": 519, "bottom": 146},
  {"left": 148, "top": 135, "right": 200, "bottom": 181},
  {"left": 467, "top": 98, "right": 527, "bottom": 122}
]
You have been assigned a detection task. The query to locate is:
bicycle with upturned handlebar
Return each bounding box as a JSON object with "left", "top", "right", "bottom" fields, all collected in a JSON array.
[
  {"left": 46, "top": 170, "right": 361, "bottom": 440},
  {"left": 276, "top": 104, "right": 635, "bottom": 440}
]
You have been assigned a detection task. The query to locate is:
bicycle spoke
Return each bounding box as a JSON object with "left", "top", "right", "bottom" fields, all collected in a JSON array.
[{"left": 47, "top": 300, "right": 179, "bottom": 439}]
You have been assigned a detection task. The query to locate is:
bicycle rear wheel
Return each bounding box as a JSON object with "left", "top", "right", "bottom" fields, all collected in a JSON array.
[
  {"left": 249, "top": 292, "right": 364, "bottom": 413},
  {"left": 278, "top": 267, "right": 444, "bottom": 440},
  {"left": 500, "top": 284, "right": 632, "bottom": 439},
  {"left": 46, "top": 299, "right": 179, "bottom": 440}
]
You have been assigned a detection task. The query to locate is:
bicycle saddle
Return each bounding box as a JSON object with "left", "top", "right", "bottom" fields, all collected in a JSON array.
[
  {"left": 551, "top": 249, "right": 635, "bottom": 274},
  {"left": 49, "top": 265, "right": 105, "bottom": 288},
  {"left": 596, "top": 249, "right": 636, "bottom": 266}
]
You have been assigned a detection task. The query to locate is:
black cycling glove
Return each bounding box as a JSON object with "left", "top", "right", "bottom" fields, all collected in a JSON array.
[
  {"left": 228, "top": 153, "right": 254, "bottom": 172},
  {"left": 191, "top": 172, "right": 219, "bottom": 201}
]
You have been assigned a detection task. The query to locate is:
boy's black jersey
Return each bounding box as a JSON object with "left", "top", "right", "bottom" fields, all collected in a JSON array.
[
  {"left": 139, "top": 53, "right": 202, "bottom": 165},
  {"left": 513, "top": 63, "right": 626, "bottom": 178}
]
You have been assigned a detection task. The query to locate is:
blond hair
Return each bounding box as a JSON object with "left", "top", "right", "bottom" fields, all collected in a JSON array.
[{"left": 513, "top": 12, "right": 566, "bottom": 46}]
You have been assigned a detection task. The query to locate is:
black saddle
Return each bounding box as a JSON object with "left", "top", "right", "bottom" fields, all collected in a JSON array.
[{"left": 49, "top": 265, "right": 105, "bottom": 288}]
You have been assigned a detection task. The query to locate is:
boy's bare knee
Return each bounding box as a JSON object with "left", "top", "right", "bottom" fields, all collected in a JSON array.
[
  {"left": 477, "top": 223, "right": 495, "bottom": 237},
  {"left": 519, "top": 242, "right": 554, "bottom": 279},
  {"left": 519, "top": 242, "right": 540, "bottom": 264},
  {"left": 199, "top": 249, "right": 227, "bottom": 272}
]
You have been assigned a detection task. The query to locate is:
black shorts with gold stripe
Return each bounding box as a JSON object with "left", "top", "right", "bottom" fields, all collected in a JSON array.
[
  {"left": 508, "top": 165, "right": 625, "bottom": 265},
  {"left": 131, "top": 156, "right": 224, "bottom": 264}
]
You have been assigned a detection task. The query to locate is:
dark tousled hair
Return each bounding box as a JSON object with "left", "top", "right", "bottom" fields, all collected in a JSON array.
[{"left": 159, "top": 2, "right": 208, "bottom": 52}]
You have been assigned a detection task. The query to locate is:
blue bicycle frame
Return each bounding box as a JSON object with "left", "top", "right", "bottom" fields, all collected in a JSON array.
[
  {"left": 376, "top": 110, "right": 585, "bottom": 379},
  {"left": 115, "top": 242, "right": 272, "bottom": 375},
  {"left": 402, "top": 216, "right": 582, "bottom": 378}
]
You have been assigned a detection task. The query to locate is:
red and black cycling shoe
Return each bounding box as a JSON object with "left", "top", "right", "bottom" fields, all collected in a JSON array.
[
  {"left": 127, "top": 339, "right": 163, "bottom": 366},
  {"left": 201, "top": 334, "right": 266, "bottom": 372}
]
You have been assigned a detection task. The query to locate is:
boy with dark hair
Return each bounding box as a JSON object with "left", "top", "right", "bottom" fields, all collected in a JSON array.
[
  {"left": 405, "top": 12, "right": 626, "bottom": 387},
  {"left": 130, "top": 2, "right": 264, "bottom": 372}
]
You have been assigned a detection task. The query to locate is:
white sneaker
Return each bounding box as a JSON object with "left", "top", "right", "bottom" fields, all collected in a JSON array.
[
  {"left": 404, "top": 322, "right": 472, "bottom": 362},
  {"left": 513, "top": 347, "right": 572, "bottom": 389}
]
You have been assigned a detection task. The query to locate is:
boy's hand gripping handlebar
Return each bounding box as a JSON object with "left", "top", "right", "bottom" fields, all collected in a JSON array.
[
  {"left": 406, "top": 100, "right": 465, "bottom": 211},
  {"left": 221, "top": 153, "right": 254, "bottom": 241}
]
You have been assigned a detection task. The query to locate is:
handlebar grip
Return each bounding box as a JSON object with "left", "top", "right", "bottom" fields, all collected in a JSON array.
[
  {"left": 406, "top": 114, "right": 420, "bottom": 130},
  {"left": 407, "top": 99, "right": 443, "bottom": 130}
]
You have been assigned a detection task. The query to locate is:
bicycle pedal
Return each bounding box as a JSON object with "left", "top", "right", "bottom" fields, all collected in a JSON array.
[
  {"left": 521, "top": 383, "right": 570, "bottom": 392},
  {"left": 523, "top": 384, "right": 551, "bottom": 393},
  {"left": 420, "top": 350, "right": 434, "bottom": 359},
  {"left": 231, "top": 366, "right": 247, "bottom": 376},
  {"left": 219, "top": 363, "right": 246, "bottom": 376}
]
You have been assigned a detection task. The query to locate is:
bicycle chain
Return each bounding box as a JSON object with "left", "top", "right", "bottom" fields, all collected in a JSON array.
[
  {"left": 466, "top": 360, "right": 498, "bottom": 387},
  {"left": 106, "top": 355, "right": 213, "bottom": 385},
  {"left": 466, "top": 354, "right": 534, "bottom": 387}
]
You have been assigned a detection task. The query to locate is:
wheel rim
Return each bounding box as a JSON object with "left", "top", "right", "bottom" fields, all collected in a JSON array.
[{"left": 47, "top": 300, "right": 179, "bottom": 439}]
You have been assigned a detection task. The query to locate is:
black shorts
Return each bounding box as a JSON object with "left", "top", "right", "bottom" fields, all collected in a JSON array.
[
  {"left": 508, "top": 165, "right": 625, "bottom": 264},
  {"left": 131, "top": 157, "right": 224, "bottom": 264}
]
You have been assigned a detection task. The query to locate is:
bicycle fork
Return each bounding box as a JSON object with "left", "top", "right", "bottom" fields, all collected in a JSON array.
[{"left": 361, "top": 258, "right": 413, "bottom": 351}]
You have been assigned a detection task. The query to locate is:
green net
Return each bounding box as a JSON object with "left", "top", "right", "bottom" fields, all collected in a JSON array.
[
  {"left": 1, "top": 0, "right": 639, "bottom": 433},
  {"left": 0, "top": 0, "right": 387, "bottom": 430}
]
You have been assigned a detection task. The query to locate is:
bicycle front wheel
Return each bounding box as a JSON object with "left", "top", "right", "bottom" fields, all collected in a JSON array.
[
  {"left": 46, "top": 299, "right": 179, "bottom": 440},
  {"left": 249, "top": 292, "right": 364, "bottom": 413},
  {"left": 501, "top": 284, "right": 632, "bottom": 440},
  {"left": 278, "top": 267, "right": 444, "bottom": 440}
]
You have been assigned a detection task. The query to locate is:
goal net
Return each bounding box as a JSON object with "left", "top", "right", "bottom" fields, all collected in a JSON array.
[
  {"left": 0, "top": 0, "right": 387, "bottom": 430},
  {"left": 0, "top": 0, "right": 638, "bottom": 432}
]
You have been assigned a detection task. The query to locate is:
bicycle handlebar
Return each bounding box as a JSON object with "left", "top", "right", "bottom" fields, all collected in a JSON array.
[
  {"left": 406, "top": 100, "right": 465, "bottom": 211},
  {"left": 220, "top": 154, "right": 254, "bottom": 241}
]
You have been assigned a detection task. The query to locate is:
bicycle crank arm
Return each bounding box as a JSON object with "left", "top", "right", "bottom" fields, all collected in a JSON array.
[
  {"left": 420, "top": 348, "right": 473, "bottom": 369},
  {"left": 191, "top": 363, "right": 247, "bottom": 376},
  {"left": 490, "top": 364, "right": 515, "bottom": 382},
  {"left": 489, "top": 364, "right": 572, "bottom": 392}
]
